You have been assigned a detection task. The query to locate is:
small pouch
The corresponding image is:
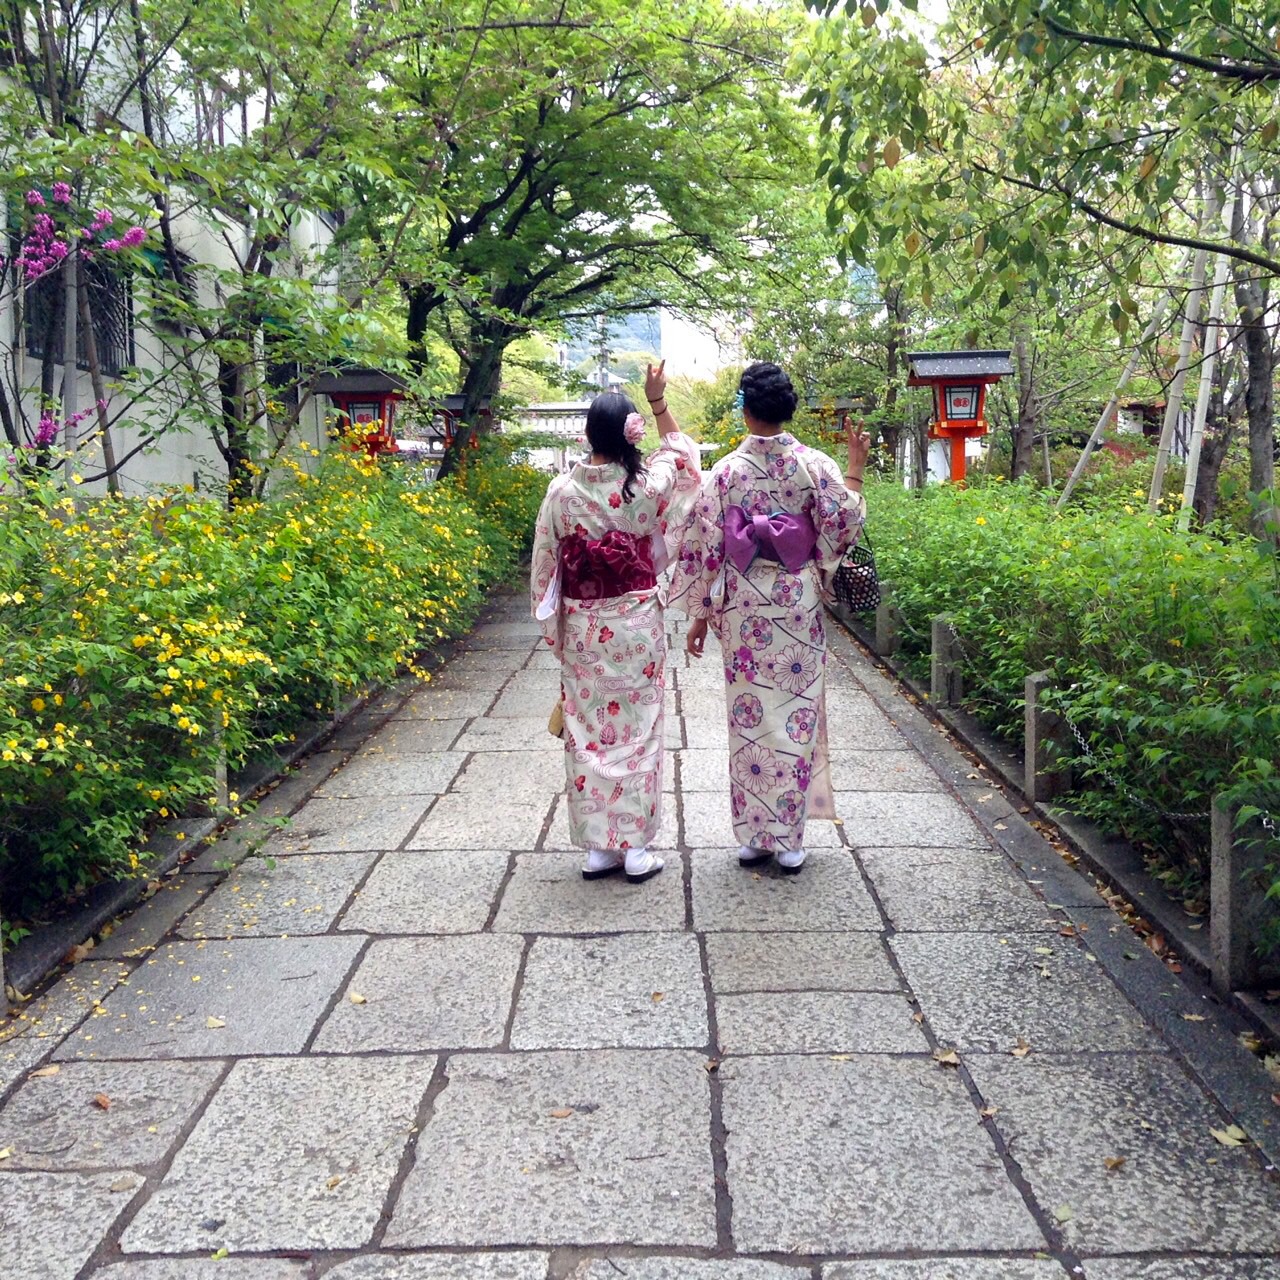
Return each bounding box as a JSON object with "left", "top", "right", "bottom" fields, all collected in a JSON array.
[{"left": 547, "top": 699, "right": 565, "bottom": 739}]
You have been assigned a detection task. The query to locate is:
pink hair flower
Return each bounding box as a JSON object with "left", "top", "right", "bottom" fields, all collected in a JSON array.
[{"left": 623, "top": 412, "right": 646, "bottom": 445}]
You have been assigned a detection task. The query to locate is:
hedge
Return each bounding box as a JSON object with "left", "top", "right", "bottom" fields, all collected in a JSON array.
[
  {"left": 0, "top": 443, "right": 547, "bottom": 922},
  {"left": 865, "top": 476, "right": 1280, "bottom": 934}
]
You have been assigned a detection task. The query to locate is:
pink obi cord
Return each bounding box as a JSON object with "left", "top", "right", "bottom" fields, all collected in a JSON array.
[
  {"left": 723, "top": 505, "right": 818, "bottom": 574},
  {"left": 560, "top": 529, "right": 657, "bottom": 601}
]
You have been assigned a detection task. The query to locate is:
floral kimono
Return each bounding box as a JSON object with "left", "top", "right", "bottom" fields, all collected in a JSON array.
[
  {"left": 531, "top": 433, "right": 701, "bottom": 850},
  {"left": 669, "top": 432, "right": 865, "bottom": 852}
]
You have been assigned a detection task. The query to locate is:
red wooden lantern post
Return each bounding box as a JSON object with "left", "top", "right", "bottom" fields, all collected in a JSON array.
[{"left": 906, "top": 350, "right": 1014, "bottom": 483}]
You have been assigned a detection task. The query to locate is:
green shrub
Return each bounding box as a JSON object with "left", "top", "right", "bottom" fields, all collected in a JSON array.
[
  {"left": 0, "top": 445, "right": 537, "bottom": 918},
  {"left": 866, "top": 477, "right": 1280, "bottom": 906}
]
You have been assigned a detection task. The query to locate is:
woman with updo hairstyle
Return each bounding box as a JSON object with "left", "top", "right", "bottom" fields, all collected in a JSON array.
[
  {"left": 531, "top": 362, "right": 701, "bottom": 884},
  {"left": 670, "top": 361, "right": 870, "bottom": 873}
]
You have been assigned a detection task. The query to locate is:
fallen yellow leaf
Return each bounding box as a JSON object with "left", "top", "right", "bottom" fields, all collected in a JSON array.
[
  {"left": 934, "top": 1048, "right": 960, "bottom": 1068},
  {"left": 1011, "top": 1037, "right": 1032, "bottom": 1059},
  {"left": 29, "top": 1065, "right": 60, "bottom": 1079},
  {"left": 92, "top": 1093, "right": 111, "bottom": 1111},
  {"left": 205, "top": 1016, "right": 226, "bottom": 1030},
  {"left": 348, "top": 993, "right": 367, "bottom": 1005},
  {"left": 1181, "top": 1013, "right": 1207, "bottom": 1022},
  {"left": 1210, "top": 1125, "right": 1248, "bottom": 1147},
  {"left": 1104, "top": 1156, "right": 1126, "bottom": 1172},
  {"left": 549, "top": 1107, "right": 573, "bottom": 1119}
]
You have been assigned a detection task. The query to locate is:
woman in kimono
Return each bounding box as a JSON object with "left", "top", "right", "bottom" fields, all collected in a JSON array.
[
  {"left": 670, "top": 361, "right": 869, "bottom": 873},
  {"left": 531, "top": 362, "right": 701, "bottom": 883}
]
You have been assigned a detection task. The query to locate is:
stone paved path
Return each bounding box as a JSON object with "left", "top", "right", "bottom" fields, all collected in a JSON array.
[{"left": 3, "top": 592, "right": 1280, "bottom": 1279}]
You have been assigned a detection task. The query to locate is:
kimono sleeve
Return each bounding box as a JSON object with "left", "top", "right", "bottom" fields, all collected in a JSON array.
[
  {"left": 667, "top": 464, "right": 728, "bottom": 620},
  {"left": 645, "top": 431, "right": 703, "bottom": 566},
  {"left": 810, "top": 450, "right": 867, "bottom": 588},
  {"left": 529, "top": 476, "right": 565, "bottom": 651}
]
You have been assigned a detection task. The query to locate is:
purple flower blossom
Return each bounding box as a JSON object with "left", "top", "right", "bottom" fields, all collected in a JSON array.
[
  {"left": 121, "top": 225, "right": 146, "bottom": 248},
  {"left": 91, "top": 208, "right": 114, "bottom": 231},
  {"left": 102, "top": 238, "right": 123, "bottom": 251},
  {"left": 25, "top": 190, "right": 45, "bottom": 207},
  {"left": 52, "top": 182, "right": 72, "bottom": 205}
]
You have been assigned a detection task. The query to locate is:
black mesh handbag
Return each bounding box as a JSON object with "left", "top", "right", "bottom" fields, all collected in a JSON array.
[{"left": 831, "top": 531, "right": 880, "bottom": 613}]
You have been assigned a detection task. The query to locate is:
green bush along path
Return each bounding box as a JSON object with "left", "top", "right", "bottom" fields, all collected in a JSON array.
[{"left": 0, "top": 596, "right": 1278, "bottom": 1276}]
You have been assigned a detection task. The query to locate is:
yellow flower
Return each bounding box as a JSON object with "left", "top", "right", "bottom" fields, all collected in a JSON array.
[
  {"left": 35, "top": 737, "right": 49, "bottom": 750},
  {"left": 132, "top": 635, "right": 149, "bottom": 648},
  {"left": 2, "top": 750, "right": 14, "bottom": 762},
  {"left": 975, "top": 517, "right": 987, "bottom": 526},
  {"left": 1061, "top": 539, "right": 1072, "bottom": 550},
  {"left": 31, "top": 697, "right": 45, "bottom": 712}
]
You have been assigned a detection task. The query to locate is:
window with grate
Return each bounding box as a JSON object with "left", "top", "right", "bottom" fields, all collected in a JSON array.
[
  {"left": 24, "top": 258, "right": 135, "bottom": 376},
  {"left": 149, "top": 249, "right": 198, "bottom": 336}
]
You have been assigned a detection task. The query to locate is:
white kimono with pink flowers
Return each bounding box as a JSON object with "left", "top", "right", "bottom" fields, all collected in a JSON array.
[
  {"left": 669, "top": 432, "right": 865, "bottom": 852},
  {"left": 531, "top": 433, "right": 701, "bottom": 851}
]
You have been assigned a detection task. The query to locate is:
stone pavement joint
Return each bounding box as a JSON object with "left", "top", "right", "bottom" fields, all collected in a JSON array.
[{"left": 2, "top": 590, "right": 1279, "bottom": 1279}]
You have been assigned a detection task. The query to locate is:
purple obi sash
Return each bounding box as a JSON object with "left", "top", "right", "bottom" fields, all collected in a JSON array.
[
  {"left": 724, "top": 505, "right": 817, "bottom": 574},
  {"left": 560, "top": 529, "right": 657, "bottom": 601}
]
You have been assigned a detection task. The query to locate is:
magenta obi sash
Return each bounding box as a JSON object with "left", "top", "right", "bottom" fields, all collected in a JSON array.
[
  {"left": 724, "top": 505, "right": 817, "bottom": 574},
  {"left": 560, "top": 529, "right": 657, "bottom": 601}
]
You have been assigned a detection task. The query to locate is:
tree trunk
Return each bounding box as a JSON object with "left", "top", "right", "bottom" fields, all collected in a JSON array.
[
  {"left": 881, "top": 283, "right": 906, "bottom": 467},
  {"left": 1192, "top": 418, "right": 1236, "bottom": 527},
  {"left": 1237, "top": 288, "right": 1277, "bottom": 540},
  {"left": 218, "top": 355, "right": 253, "bottom": 507},
  {"left": 1011, "top": 326, "right": 1038, "bottom": 480},
  {"left": 435, "top": 320, "right": 508, "bottom": 481}
]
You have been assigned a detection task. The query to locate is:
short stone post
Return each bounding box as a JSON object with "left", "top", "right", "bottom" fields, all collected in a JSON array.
[
  {"left": 1024, "top": 671, "right": 1072, "bottom": 804},
  {"left": 874, "top": 581, "right": 900, "bottom": 657},
  {"left": 930, "top": 616, "right": 963, "bottom": 707},
  {"left": 1210, "top": 797, "right": 1280, "bottom": 995}
]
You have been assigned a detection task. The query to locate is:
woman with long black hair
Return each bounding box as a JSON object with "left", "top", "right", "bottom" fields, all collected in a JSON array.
[{"left": 531, "top": 362, "right": 701, "bottom": 882}]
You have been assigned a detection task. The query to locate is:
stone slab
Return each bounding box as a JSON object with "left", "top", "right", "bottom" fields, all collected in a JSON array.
[
  {"left": 824, "top": 707, "right": 912, "bottom": 752},
  {"left": 861, "top": 847, "right": 1054, "bottom": 933},
  {"left": 716, "top": 990, "right": 926, "bottom": 1055},
  {"left": 121, "top": 1055, "right": 434, "bottom": 1253},
  {"left": 338, "top": 849, "right": 509, "bottom": 934},
  {"left": 453, "top": 717, "right": 567, "bottom": 753},
  {"left": 397, "top": 688, "right": 498, "bottom": 720},
  {"left": 274, "top": 796, "right": 429, "bottom": 853},
  {"left": 90, "top": 1263, "right": 310, "bottom": 1280},
  {"left": 493, "top": 851, "right": 685, "bottom": 934},
  {"left": 823, "top": 1263, "right": 1067, "bottom": 1279},
  {"left": 314, "top": 935, "right": 522, "bottom": 1052},
  {"left": 1084, "top": 1262, "right": 1280, "bottom": 1280},
  {"left": 676, "top": 748, "right": 729, "bottom": 792},
  {"left": 966, "top": 1054, "right": 1280, "bottom": 1254},
  {"left": 828, "top": 750, "right": 945, "bottom": 792},
  {"left": 55, "top": 936, "right": 364, "bottom": 1060},
  {"left": 512, "top": 935, "right": 707, "bottom": 1049},
  {"left": 0, "top": 1169, "right": 141, "bottom": 1280},
  {"left": 691, "top": 849, "right": 883, "bottom": 932},
  {"left": 682, "top": 793, "right": 843, "bottom": 850},
  {"left": 705, "top": 931, "right": 900, "bottom": 993},
  {"left": 489, "top": 687, "right": 568, "bottom": 718},
  {"left": 543, "top": 794, "right": 677, "bottom": 853},
  {"left": 409, "top": 794, "right": 550, "bottom": 851},
  {"left": 840, "top": 792, "right": 986, "bottom": 848},
  {"left": 316, "top": 752, "right": 467, "bottom": 798},
  {"left": 178, "top": 851, "right": 377, "bottom": 938},
  {"left": 571, "top": 1261, "right": 805, "bottom": 1279},
  {"left": 385, "top": 1050, "right": 715, "bottom": 1247},
  {"left": 361, "top": 720, "right": 469, "bottom": 754},
  {"left": 326, "top": 1256, "right": 548, "bottom": 1279},
  {"left": 94, "top": 876, "right": 214, "bottom": 957},
  {"left": 0, "top": 1058, "right": 221, "bottom": 1170},
  {"left": 454, "top": 751, "right": 570, "bottom": 797},
  {"left": 721, "top": 1054, "right": 1044, "bottom": 1254},
  {"left": 0, "top": 961, "right": 128, "bottom": 1092},
  {"left": 891, "top": 932, "right": 1161, "bottom": 1053}
]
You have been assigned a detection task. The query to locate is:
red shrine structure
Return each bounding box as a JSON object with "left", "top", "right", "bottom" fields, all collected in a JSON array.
[{"left": 906, "top": 350, "right": 1013, "bottom": 482}]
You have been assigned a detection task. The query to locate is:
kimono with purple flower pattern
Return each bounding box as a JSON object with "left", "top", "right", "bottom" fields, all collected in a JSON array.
[{"left": 669, "top": 432, "right": 865, "bottom": 852}]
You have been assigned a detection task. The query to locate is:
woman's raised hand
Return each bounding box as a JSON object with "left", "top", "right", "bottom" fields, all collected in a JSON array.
[
  {"left": 644, "top": 359, "right": 667, "bottom": 407},
  {"left": 845, "top": 417, "right": 872, "bottom": 472}
]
